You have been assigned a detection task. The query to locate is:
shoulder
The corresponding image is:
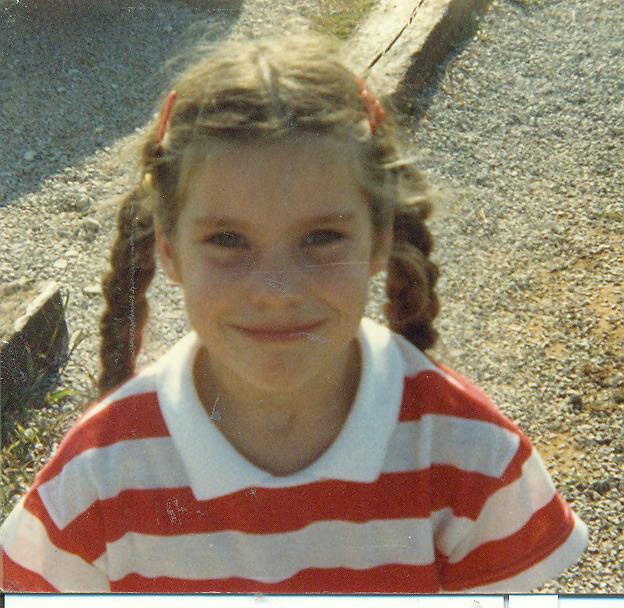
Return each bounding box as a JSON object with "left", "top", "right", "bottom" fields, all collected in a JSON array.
[
  {"left": 378, "top": 326, "right": 588, "bottom": 591},
  {"left": 387, "top": 332, "right": 531, "bottom": 484},
  {"left": 32, "top": 363, "right": 168, "bottom": 490},
  {"left": 12, "top": 363, "right": 174, "bottom": 543},
  {"left": 25, "top": 332, "right": 202, "bottom": 501},
  {"left": 399, "top": 349, "right": 521, "bottom": 435},
  {"left": 360, "top": 318, "right": 520, "bottom": 434}
]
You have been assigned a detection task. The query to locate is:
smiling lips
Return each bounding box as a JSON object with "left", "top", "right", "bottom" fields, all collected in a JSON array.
[{"left": 233, "top": 322, "right": 324, "bottom": 343}]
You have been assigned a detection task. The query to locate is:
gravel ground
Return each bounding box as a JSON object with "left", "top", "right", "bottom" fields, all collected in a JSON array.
[
  {"left": 408, "top": 0, "right": 623, "bottom": 592},
  {"left": 0, "top": 0, "right": 622, "bottom": 594}
]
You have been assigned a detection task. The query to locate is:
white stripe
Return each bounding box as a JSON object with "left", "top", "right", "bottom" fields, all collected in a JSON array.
[
  {"left": 384, "top": 415, "right": 519, "bottom": 477},
  {"left": 81, "top": 369, "right": 159, "bottom": 424},
  {"left": 0, "top": 500, "right": 110, "bottom": 591},
  {"left": 39, "top": 414, "right": 520, "bottom": 532},
  {"left": 391, "top": 329, "right": 439, "bottom": 378},
  {"left": 97, "top": 518, "right": 436, "bottom": 583},
  {"left": 434, "top": 450, "right": 558, "bottom": 563},
  {"left": 38, "top": 438, "right": 188, "bottom": 529}
]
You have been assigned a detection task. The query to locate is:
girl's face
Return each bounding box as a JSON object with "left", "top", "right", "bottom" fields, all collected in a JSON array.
[{"left": 156, "top": 136, "right": 391, "bottom": 398}]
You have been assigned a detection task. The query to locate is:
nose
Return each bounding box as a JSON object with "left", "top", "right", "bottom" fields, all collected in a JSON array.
[{"left": 245, "top": 256, "right": 305, "bottom": 308}]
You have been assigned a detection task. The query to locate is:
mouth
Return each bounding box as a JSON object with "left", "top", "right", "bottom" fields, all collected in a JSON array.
[{"left": 232, "top": 321, "right": 326, "bottom": 343}]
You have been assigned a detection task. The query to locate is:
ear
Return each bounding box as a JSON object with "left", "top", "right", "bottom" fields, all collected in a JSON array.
[
  {"left": 369, "top": 227, "right": 393, "bottom": 277},
  {"left": 154, "top": 219, "right": 182, "bottom": 284}
]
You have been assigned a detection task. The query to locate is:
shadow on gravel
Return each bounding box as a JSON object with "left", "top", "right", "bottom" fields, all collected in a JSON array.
[
  {"left": 402, "top": 7, "right": 486, "bottom": 123},
  {"left": 0, "top": 0, "right": 240, "bottom": 207}
]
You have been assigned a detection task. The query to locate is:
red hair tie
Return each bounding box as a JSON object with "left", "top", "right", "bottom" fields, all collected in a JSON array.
[
  {"left": 356, "top": 78, "right": 385, "bottom": 135},
  {"left": 156, "top": 90, "right": 177, "bottom": 148}
]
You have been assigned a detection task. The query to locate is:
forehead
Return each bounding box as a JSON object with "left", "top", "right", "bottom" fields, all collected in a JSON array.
[{"left": 179, "top": 136, "right": 368, "bottom": 223}]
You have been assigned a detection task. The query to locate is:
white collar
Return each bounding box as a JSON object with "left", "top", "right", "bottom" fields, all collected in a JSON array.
[{"left": 156, "top": 318, "right": 414, "bottom": 501}]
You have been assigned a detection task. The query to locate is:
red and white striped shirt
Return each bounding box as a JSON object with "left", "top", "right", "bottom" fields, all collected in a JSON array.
[{"left": 0, "top": 318, "right": 587, "bottom": 593}]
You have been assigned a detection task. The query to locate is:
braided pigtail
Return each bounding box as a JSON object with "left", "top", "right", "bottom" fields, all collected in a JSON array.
[
  {"left": 385, "top": 166, "right": 440, "bottom": 351},
  {"left": 98, "top": 187, "right": 156, "bottom": 393}
]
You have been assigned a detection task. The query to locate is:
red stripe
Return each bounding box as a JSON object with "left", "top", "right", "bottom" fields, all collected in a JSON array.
[
  {"left": 435, "top": 362, "right": 496, "bottom": 404},
  {"left": 33, "top": 392, "right": 169, "bottom": 486},
  {"left": 400, "top": 368, "right": 521, "bottom": 434},
  {"left": 440, "top": 493, "right": 575, "bottom": 590},
  {"left": 498, "top": 430, "right": 533, "bottom": 487},
  {"left": 111, "top": 563, "right": 441, "bottom": 593},
  {"left": 23, "top": 490, "right": 106, "bottom": 564},
  {"left": 399, "top": 368, "right": 534, "bottom": 490},
  {"left": 2, "top": 551, "right": 58, "bottom": 592},
  {"left": 429, "top": 464, "right": 509, "bottom": 519},
  {"left": 98, "top": 466, "right": 509, "bottom": 541}
]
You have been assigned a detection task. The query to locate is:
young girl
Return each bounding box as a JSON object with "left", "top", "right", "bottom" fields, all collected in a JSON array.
[{"left": 0, "top": 34, "right": 587, "bottom": 594}]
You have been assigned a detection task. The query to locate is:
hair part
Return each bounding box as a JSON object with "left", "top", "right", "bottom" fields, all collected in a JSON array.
[{"left": 98, "top": 33, "right": 440, "bottom": 394}]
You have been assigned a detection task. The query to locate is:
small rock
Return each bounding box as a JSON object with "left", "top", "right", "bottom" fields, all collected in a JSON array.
[
  {"left": 79, "top": 218, "right": 101, "bottom": 238},
  {"left": 56, "top": 227, "right": 72, "bottom": 239},
  {"left": 23, "top": 150, "right": 36, "bottom": 162},
  {"left": 66, "top": 196, "right": 93, "bottom": 213},
  {"left": 613, "top": 390, "right": 624, "bottom": 404},
  {"left": 83, "top": 285, "right": 101, "bottom": 296},
  {"left": 475, "top": 171, "right": 488, "bottom": 186},
  {"left": 53, "top": 259, "right": 68, "bottom": 271},
  {"left": 591, "top": 479, "right": 610, "bottom": 495},
  {"left": 569, "top": 392, "right": 583, "bottom": 410}
]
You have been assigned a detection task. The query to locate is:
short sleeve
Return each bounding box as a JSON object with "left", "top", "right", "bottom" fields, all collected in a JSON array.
[
  {"left": 430, "top": 365, "right": 588, "bottom": 592},
  {"left": 435, "top": 446, "right": 587, "bottom": 591},
  {"left": 0, "top": 433, "right": 111, "bottom": 592}
]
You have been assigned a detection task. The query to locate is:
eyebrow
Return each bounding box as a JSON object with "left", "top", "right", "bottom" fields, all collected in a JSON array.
[{"left": 191, "top": 212, "right": 357, "bottom": 229}]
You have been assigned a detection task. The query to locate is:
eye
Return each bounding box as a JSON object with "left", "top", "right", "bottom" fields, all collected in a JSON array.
[
  {"left": 205, "top": 232, "right": 247, "bottom": 249},
  {"left": 303, "top": 230, "right": 344, "bottom": 247}
]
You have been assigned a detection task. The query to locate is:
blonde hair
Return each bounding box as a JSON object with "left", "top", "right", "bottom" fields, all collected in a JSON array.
[{"left": 98, "top": 33, "right": 440, "bottom": 393}]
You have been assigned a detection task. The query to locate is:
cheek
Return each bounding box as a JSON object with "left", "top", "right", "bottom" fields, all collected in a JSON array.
[
  {"left": 180, "top": 260, "right": 244, "bottom": 308},
  {"left": 306, "top": 251, "right": 371, "bottom": 305}
]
